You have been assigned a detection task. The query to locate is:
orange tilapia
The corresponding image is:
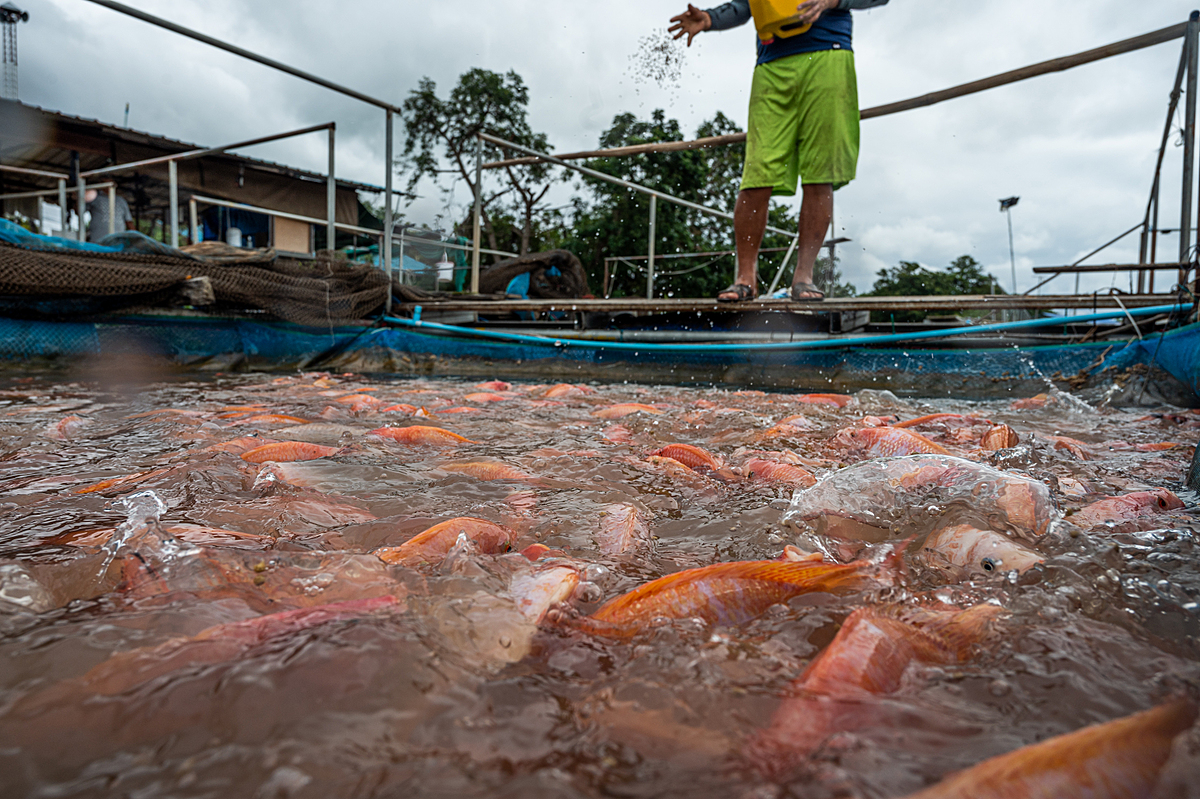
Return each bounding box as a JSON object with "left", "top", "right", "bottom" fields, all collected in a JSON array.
[
  {"left": 979, "top": 423, "right": 1020, "bottom": 450},
  {"left": 374, "top": 517, "right": 516, "bottom": 565},
  {"left": 591, "top": 403, "right": 664, "bottom": 419},
  {"left": 570, "top": 556, "right": 892, "bottom": 638},
  {"left": 200, "top": 436, "right": 280, "bottom": 455},
  {"left": 240, "top": 441, "right": 340, "bottom": 463},
  {"left": 747, "top": 603, "right": 1002, "bottom": 775},
  {"left": 900, "top": 699, "right": 1197, "bottom": 799},
  {"left": 542, "top": 383, "right": 594, "bottom": 398},
  {"left": 476, "top": 380, "right": 512, "bottom": 391},
  {"left": 836, "top": 426, "right": 951, "bottom": 457},
  {"left": 1011, "top": 393, "right": 1052, "bottom": 409},
  {"left": 595, "top": 502, "right": 652, "bottom": 556},
  {"left": 230, "top": 414, "right": 310, "bottom": 426},
  {"left": 741, "top": 458, "right": 817, "bottom": 488},
  {"left": 440, "top": 461, "right": 534, "bottom": 481},
  {"left": 649, "top": 443, "right": 723, "bottom": 471},
  {"left": 794, "top": 393, "right": 854, "bottom": 407},
  {"left": 44, "top": 415, "right": 90, "bottom": 440},
  {"left": 1070, "top": 488, "right": 1185, "bottom": 529},
  {"left": 896, "top": 413, "right": 991, "bottom": 429},
  {"left": 463, "top": 392, "right": 508, "bottom": 403},
  {"left": 369, "top": 425, "right": 476, "bottom": 446}
]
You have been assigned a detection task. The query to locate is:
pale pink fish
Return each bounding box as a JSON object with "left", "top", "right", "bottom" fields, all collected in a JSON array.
[
  {"left": 1070, "top": 488, "right": 1185, "bottom": 529},
  {"left": 920, "top": 524, "right": 1044, "bottom": 578},
  {"left": 508, "top": 563, "right": 580, "bottom": 622},
  {"left": 476, "top": 380, "right": 512, "bottom": 392},
  {"left": 595, "top": 503, "right": 652, "bottom": 556},
  {"left": 591, "top": 403, "right": 664, "bottom": 419},
  {"left": 602, "top": 423, "right": 635, "bottom": 444},
  {"left": 44, "top": 414, "right": 90, "bottom": 440},
  {"left": 18, "top": 596, "right": 402, "bottom": 706}
]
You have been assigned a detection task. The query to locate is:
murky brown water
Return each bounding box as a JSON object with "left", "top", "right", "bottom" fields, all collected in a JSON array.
[{"left": 0, "top": 373, "right": 1197, "bottom": 798}]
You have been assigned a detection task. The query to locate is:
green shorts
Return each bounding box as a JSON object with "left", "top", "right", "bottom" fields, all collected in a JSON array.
[{"left": 740, "top": 49, "right": 860, "bottom": 195}]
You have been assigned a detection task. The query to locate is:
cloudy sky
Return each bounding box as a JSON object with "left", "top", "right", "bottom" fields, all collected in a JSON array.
[{"left": 13, "top": 0, "right": 1198, "bottom": 295}]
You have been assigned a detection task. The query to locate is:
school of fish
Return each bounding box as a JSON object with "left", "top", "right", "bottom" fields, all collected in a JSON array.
[{"left": 0, "top": 373, "right": 1198, "bottom": 797}]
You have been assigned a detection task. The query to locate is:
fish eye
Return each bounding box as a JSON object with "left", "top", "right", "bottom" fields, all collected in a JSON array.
[{"left": 981, "top": 557, "right": 997, "bottom": 572}]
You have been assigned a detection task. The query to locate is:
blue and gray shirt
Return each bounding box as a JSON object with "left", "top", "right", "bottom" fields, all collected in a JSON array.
[{"left": 704, "top": 0, "right": 888, "bottom": 65}]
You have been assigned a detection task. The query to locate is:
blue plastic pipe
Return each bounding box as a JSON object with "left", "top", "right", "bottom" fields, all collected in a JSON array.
[{"left": 383, "top": 302, "right": 1186, "bottom": 353}]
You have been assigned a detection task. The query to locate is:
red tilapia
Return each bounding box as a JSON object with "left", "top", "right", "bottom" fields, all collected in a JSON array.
[
  {"left": 649, "top": 443, "right": 723, "bottom": 471},
  {"left": 836, "top": 427, "right": 951, "bottom": 457},
  {"left": 374, "top": 517, "right": 516, "bottom": 565},
  {"left": 439, "top": 461, "right": 534, "bottom": 481},
  {"left": 463, "top": 392, "right": 508, "bottom": 403},
  {"left": 570, "top": 556, "right": 892, "bottom": 638},
  {"left": 22, "top": 596, "right": 401, "bottom": 705},
  {"left": 979, "top": 424, "right": 1020, "bottom": 450},
  {"left": 741, "top": 458, "right": 817, "bottom": 488},
  {"left": 900, "top": 699, "right": 1197, "bottom": 799},
  {"left": 241, "top": 441, "right": 340, "bottom": 463},
  {"left": 748, "top": 603, "right": 1002, "bottom": 776},
  {"left": 592, "top": 403, "right": 664, "bottom": 419},
  {"left": 795, "top": 393, "right": 854, "bottom": 407},
  {"left": 595, "top": 502, "right": 652, "bottom": 556},
  {"left": 369, "top": 425, "right": 475, "bottom": 446},
  {"left": 921, "top": 524, "right": 1044, "bottom": 577},
  {"left": 1070, "top": 488, "right": 1185, "bottom": 529}
]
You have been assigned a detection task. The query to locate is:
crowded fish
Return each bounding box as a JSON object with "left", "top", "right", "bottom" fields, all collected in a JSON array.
[{"left": 0, "top": 372, "right": 1195, "bottom": 798}]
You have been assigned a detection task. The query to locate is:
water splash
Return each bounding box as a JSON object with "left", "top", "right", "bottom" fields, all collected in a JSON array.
[
  {"left": 1015, "top": 349, "right": 1095, "bottom": 414},
  {"left": 97, "top": 490, "right": 198, "bottom": 580}
]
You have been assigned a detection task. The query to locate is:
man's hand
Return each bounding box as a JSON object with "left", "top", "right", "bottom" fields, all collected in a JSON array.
[
  {"left": 796, "top": 0, "right": 838, "bottom": 25},
  {"left": 668, "top": 4, "right": 711, "bottom": 47}
]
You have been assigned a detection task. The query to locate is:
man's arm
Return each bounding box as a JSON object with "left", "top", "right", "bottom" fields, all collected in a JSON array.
[{"left": 704, "top": 0, "right": 750, "bottom": 32}]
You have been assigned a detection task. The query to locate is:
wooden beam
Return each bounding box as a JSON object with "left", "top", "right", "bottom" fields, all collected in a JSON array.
[{"left": 482, "top": 22, "right": 1186, "bottom": 170}]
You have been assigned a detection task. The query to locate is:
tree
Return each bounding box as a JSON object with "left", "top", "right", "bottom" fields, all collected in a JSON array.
[
  {"left": 866, "top": 255, "right": 999, "bottom": 321},
  {"left": 399, "top": 68, "right": 556, "bottom": 259},
  {"left": 564, "top": 110, "right": 710, "bottom": 297}
]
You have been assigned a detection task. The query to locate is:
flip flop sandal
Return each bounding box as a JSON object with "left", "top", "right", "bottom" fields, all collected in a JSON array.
[
  {"left": 790, "top": 282, "right": 825, "bottom": 302},
  {"left": 717, "top": 283, "right": 757, "bottom": 303}
]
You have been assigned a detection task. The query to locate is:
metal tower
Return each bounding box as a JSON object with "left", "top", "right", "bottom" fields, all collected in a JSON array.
[{"left": 1, "top": 3, "right": 28, "bottom": 101}]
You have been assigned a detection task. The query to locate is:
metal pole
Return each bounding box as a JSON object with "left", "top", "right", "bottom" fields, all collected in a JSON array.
[
  {"left": 75, "top": 174, "right": 85, "bottom": 242},
  {"left": 80, "top": 1, "right": 399, "bottom": 113},
  {"left": 646, "top": 194, "right": 657, "bottom": 299},
  {"left": 828, "top": 195, "right": 837, "bottom": 297},
  {"left": 471, "top": 135, "right": 483, "bottom": 294},
  {"left": 1007, "top": 207, "right": 1017, "bottom": 294},
  {"left": 477, "top": 131, "right": 796, "bottom": 239},
  {"left": 766, "top": 234, "right": 800, "bottom": 295},
  {"left": 56, "top": 178, "right": 65, "bottom": 234},
  {"left": 1181, "top": 10, "right": 1198, "bottom": 267},
  {"left": 326, "top": 123, "right": 336, "bottom": 252},
  {"left": 106, "top": 184, "right": 116, "bottom": 236},
  {"left": 82, "top": 122, "right": 337, "bottom": 178},
  {"left": 189, "top": 197, "right": 199, "bottom": 244},
  {"left": 168, "top": 159, "right": 178, "bottom": 248},
  {"left": 384, "top": 110, "right": 394, "bottom": 313}
]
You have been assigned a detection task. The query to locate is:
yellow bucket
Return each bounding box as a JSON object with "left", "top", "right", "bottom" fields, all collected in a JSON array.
[{"left": 748, "top": 0, "right": 813, "bottom": 44}]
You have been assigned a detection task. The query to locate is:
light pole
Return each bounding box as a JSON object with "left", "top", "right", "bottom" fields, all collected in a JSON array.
[{"left": 999, "top": 196, "right": 1019, "bottom": 294}]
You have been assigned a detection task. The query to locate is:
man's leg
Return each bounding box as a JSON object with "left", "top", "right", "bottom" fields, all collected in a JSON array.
[
  {"left": 719, "top": 187, "right": 773, "bottom": 300},
  {"left": 792, "top": 182, "right": 832, "bottom": 297}
]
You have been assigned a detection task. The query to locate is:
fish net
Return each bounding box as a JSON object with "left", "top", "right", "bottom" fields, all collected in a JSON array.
[{"left": 0, "top": 241, "right": 391, "bottom": 327}]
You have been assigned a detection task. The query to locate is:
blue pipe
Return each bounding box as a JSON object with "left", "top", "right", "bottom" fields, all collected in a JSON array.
[{"left": 383, "top": 302, "right": 1187, "bottom": 353}]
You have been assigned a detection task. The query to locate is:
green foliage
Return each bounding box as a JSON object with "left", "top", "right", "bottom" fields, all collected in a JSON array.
[
  {"left": 564, "top": 109, "right": 806, "bottom": 298},
  {"left": 399, "top": 68, "right": 556, "bottom": 258},
  {"left": 866, "top": 255, "right": 1000, "bottom": 321}
]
